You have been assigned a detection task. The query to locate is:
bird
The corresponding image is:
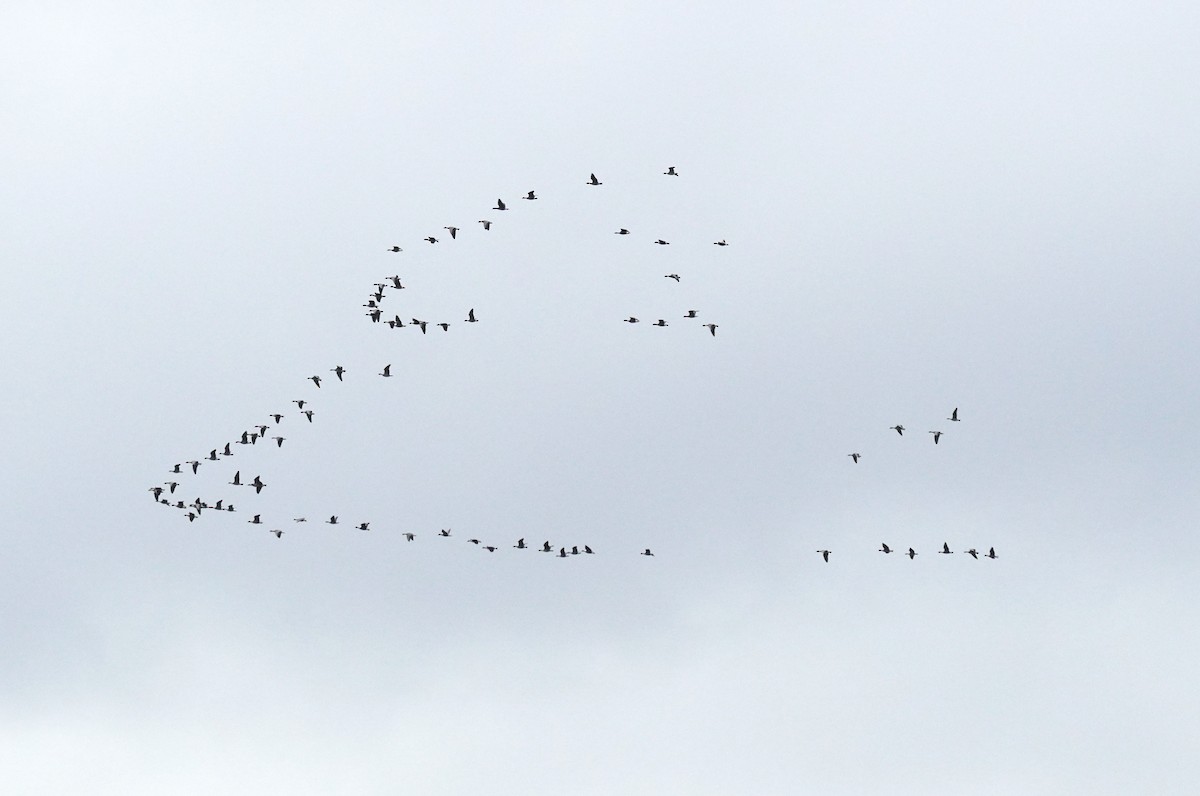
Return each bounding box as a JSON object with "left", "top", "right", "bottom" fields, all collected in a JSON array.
[
  {"left": 187, "top": 460, "right": 200, "bottom": 474},
  {"left": 494, "top": 198, "right": 507, "bottom": 210},
  {"left": 478, "top": 220, "right": 492, "bottom": 230},
  {"left": 248, "top": 514, "right": 262, "bottom": 525},
  {"left": 714, "top": 239, "right": 729, "bottom": 246},
  {"left": 465, "top": 308, "right": 478, "bottom": 323},
  {"left": 665, "top": 274, "right": 680, "bottom": 282},
  {"left": 229, "top": 471, "right": 242, "bottom": 486},
  {"left": 437, "top": 322, "right": 449, "bottom": 331},
  {"left": 641, "top": 549, "right": 654, "bottom": 557},
  {"left": 524, "top": 190, "right": 537, "bottom": 200},
  {"left": 170, "top": 463, "right": 181, "bottom": 474},
  {"left": 615, "top": 228, "right": 630, "bottom": 235},
  {"left": 403, "top": 533, "right": 415, "bottom": 541},
  {"left": 254, "top": 424, "right": 268, "bottom": 437},
  {"left": 558, "top": 548, "right": 568, "bottom": 558},
  {"left": 444, "top": 226, "right": 458, "bottom": 239},
  {"left": 929, "top": 431, "right": 943, "bottom": 444},
  {"left": 424, "top": 236, "right": 438, "bottom": 244},
  {"left": 293, "top": 517, "right": 307, "bottom": 522},
  {"left": 468, "top": 538, "right": 481, "bottom": 545},
  {"left": 653, "top": 320, "right": 668, "bottom": 326},
  {"left": 270, "top": 413, "right": 283, "bottom": 423},
  {"left": 206, "top": 449, "right": 218, "bottom": 461},
  {"left": 379, "top": 364, "right": 393, "bottom": 377},
  {"left": 966, "top": 548, "right": 979, "bottom": 559},
  {"left": 331, "top": 365, "right": 346, "bottom": 381},
  {"left": 684, "top": 310, "right": 698, "bottom": 318},
  {"left": 703, "top": 324, "right": 718, "bottom": 336},
  {"left": 939, "top": 542, "right": 953, "bottom": 555},
  {"left": 325, "top": 516, "right": 339, "bottom": 525},
  {"left": 879, "top": 543, "right": 892, "bottom": 554},
  {"left": 587, "top": 173, "right": 601, "bottom": 185},
  {"left": 584, "top": 545, "right": 594, "bottom": 554},
  {"left": 849, "top": 453, "right": 861, "bottom": 463},
  {"left": 818, "top": 549, "right": 831, "bottom": 562},
  {"left": 302, "top": 410, "right": 314, "bottom": 422},
  {"left": 149, "top": 486, "right": 164, "bottom": 500},
  {"left": 165, "top": 481, "right": 179, "bottom": 493},
  {"left": 623, "top": 317, "right": 640, "bottom": 324},
  {"left": 388, "top": 246, "right": 402, "bottom": 252},
  {"left": 270, "top": 530, "right": 283, "bottom": 538},
  {"left": 221, "top": 442, "right": 233, "bottom": 456},
  {"left": 388, "top": 275, "right": 404, "bottom": 289},
  {"left": 293, "top": 399, "right": 307, "bottom": 409},
  {"left": 414, "top": 320, "right": 428, "bottom": 334},
  {"left": 570, "top": 546, "right": 580, "bottom": 555},
  {"left": 251, "top": 476, "right": 265, "bottom": 494},
  {"left": 664, "top": 166, "right": 678, "bottom": 176},
  {"left": 439, "top": 529, "right": 451, "bottom": 537},
  {"left": 654, "top": 239, "right": 669, "bottom": 245},
  {"left": 948, "top": 407, "right": 960, "bottom": 422},
  {"left": 483, "top": 546, "right": 497, "bottom": 552},
  {"left": 514, "top": 538, "right": 526, "bottom": 549},
  {"left": 986, "top": 547, "right": 998, "bottom": 559},
  {"left": 272, "top": 436, "right": 285, "bottom": 448},
  {"left": 309, "top": 375, "right": 321, "bottom": 388},
  {"left": 890, "top": 425, "right": 905, "bottom": 435},
  {"left": 541, "top": 541, "right": 553, "bottom": 552},
  {"left": 367, "top": 308, "right": 382, "bottom": 323},
  {"left": 356, "top": 522, "right": 370, "bottom": 531},
  {"left": 906, "top": 548, "right": 918, "bottom": 559}
]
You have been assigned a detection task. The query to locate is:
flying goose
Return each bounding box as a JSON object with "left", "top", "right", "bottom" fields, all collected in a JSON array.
[
  {"left": 379, "top": 364, "right": 393, "bottom": 377},
  {"left": 966, "top": 548, "right": 979, "bottom": 559},
  {"left": 439, "top": 528, "right": 451, "bottom": 537},
  {"left": 890, "top": 425, "right": 905, "bottom": 435},
  {"left": 248, "top": 514, "right": 262, "bottom": 524},
  {"left": 270, "top": 529, "right": 283, "bottom": 538},
  {"left": 165, "top": 481, "right": 179, "bottom": 493},
  {"left": 714, "top": 239, "right": 728, "bottom": 246},
  {"left": 929, "top": 430, "right": 942, "bottom": 444},
  {"left": 302, "top": 410, "right": 314, "bottom": 422},
  {"left": 641, "top": 549, "right": 654, "bottom": 556},
  {"left": 331, "top": 365, "right": 346, "bottom": 381},
  {"left": 251, "top": 475, "right": 265, "bottom": 494},
  {"left": 170, "top": 463, "right": 181, "bottom": 474},
  {"left": 665, "top": 274, "right": 680, "bottom": 282},
  {"left": 424, "top": 236, "right": 438, "bottom": 244},
  {"left": 310, "top": 375, "right": 321, "bottom": 388},
  {"left": 849, "top": 453, "right": 861, "bottom": 463},
  {"left": 524, "top": 190, "right": 537, "bottom": 200},
  {"left": 948, "top": 407, "right": 960, "bottom": 422},
  {"left": 879, "top": 543, "right": 892, "bottom": 554},
  {"left": 664, "top": 166, "right": 678, "bottom": 176},
  {"left": 986, "top": 547, "right": 998, "bottom": 559},
  {"left": 293, "top": 399, "right": 306, "bottom": 409},
  {"left": 684, "top": 310, "right": 698, "bottom": 318},
  {"left": 325, "top": 516, "right": 338, "bottom": 525},
  {"left": 465, "top": 308, "right": 478, "bottom": 323},
  {"left": 272, "top": 436, "right": 284, "bottom": 448},
  {"left": 404, "top": 533, "right": 415, "bottom": 541},
  {"left": 615, "top": 228, "right": 630, "bottom": 235},
  {"left": 939, "top": 542, "right": 953, "bottom": 555},
  {"left": 437, "top": 322, "right": 449, "bottom": 331},
  {"left": 468, "top": 538, "right": 481, "bottom": 545},
  {"left": 541, "top": 541, "right": 553, "bottom": 552},
  {"left": 494, "top": 198, "right": 507, "bottom": 210},
  {"left": 703, "top": 324, "right": 718, "bottom": 336},
  {"left": 444, "top": 226, "right": 458, "bottom": 239},
  {"left": 388, "top": 275, "right": 404, "bottom": 289},
  {"left": 818, "top": 549, "right": 831, "bottom": 562},
  {"left": 206, "top": 449, "right": 218, "bottom": 461},
  {"left": 356, "top": 522, "right": 370, "bottom": 531},
  {"left": 221, "top": 443, "right": 233, "bottom": 456},
  {"left": 584, "top": 545, "right": 594, "bottom": 554},
  {"left": 270, "top": 413, "right": 283, "bottom": 423},
  {"left": 478, "top": 220, "right": 492, "bottom": 230},
  {"left": 906, "top": 548, "right": 917, "bottom": 559},
  {"left": 514, "top": 538, "right": 527, "bottom": 549},
  {"left": 187, "top": 460, "right": 200, "bottom": 474},
  {"left": 623, "top": 317, "right": 640, "bottom": 324},
  {"left": 293, "top": 517, "right": 307, "bottom": 522},
  {"left": 229, "top": 471, "right": 242, "bottom": 486},
  {"left": 483, "top": 546, "right": 497, "bottom": 552},
  {"left": 388, "top": 246, "right": 402, "bottom": 252},
  {"left": 587, "top": 173, "right": 601, "bottom": 185},
  {"left": 654, "top": 239, "right": 669, "bottom": 245},
  {"left": 653, "top": 320, "right": 668, "bottom": 326}
]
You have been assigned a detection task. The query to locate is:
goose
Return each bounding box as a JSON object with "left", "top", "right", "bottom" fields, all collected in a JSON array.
[
  {"left": 206, "top": 449, "right": 219, "bottom": 460},
  {"left": 415, "top": 320, "right": 428, "bottom": 334},
  {"left": 623, "top": 317, "right": 640, "bottom": 323},
  {"left": 424, "top": 236, "right": 438, "bottom": 244},
  {"left": 443, "top": 226, "right": 458, "bottom": 239},
  {"left": 541, "top": 541, "right": 553, "bottom": 552},
  {"left": 221, "top": 443, "right": 233, "bottom": 456},
  {"left": 714, "top": 239, "right": 728, "bottom": 246},
  {"left": 310, "top": 375, "right": 321, "bottom": 388},
  {"left": 248, "top": 514, "right": 262, "bottom": 524},
  {"left": 494, "top": 198, "right": 507, "bottom": 210},
  {"left": 225, "top": 505, "right": 236, "bottom": 512},
  {"left": 468, "top": 538, "right": 481, "bottom": 545},
  {"left": 213, "top": 500, "right": 224, "bottom": 510},
  {"left": 271, "top": 436, "right": 285, "bottom": 448},
  {"left": 388, "top": 246, "right": 402, "bottom": 252},
  {"left": 559, "top": 548, "right": 568, "bottom": 558},
  {"left": 849, "top": 453, "right": 861, "bottom": 463},
  {"left": 587, "top": 173, "right": 601, "bottom": 186},
  {"left": 270, "top": 529, "right": 283, "bottom": 538},
  {"left": 684, "top": 310, "right": 698, "bottom": 318},
  {"left": 379, "top": 364, "right": 393, "bottom": 377},
  {"left": 948, "top": 407, "right": 960, "bottom": 422},
  {"left": 325, "top": 516, "right": 339, "bottom": 525},
  {"left": 818, "top": 549, "right": 831, "bottom": 562},
  {"left": 478, "top": 219, "right": 492, "bottom": 230},
  {"left": 615, "top": 228, "right": 630, "bottom": 235},
  {"left": 939, "top": 542, "right": 953, "bottom": 555},
  {"left": 270, "top": 413, "right": 283, "bottom": 423},
  {"left": 653, "top": 320, "right": 668, "bottom": 326},
  {"left": 165, "top": 481, "right": 179, "bottom": 493},
  {"left": 170, "top": 463, "right": 182, "bottom": 474},
  {"left": 905, "top": 547, "right": 917, "bottom": 559},
  {"left": 465, "top": 308, "right": 478, "bottom": 323},
  {"left": 654, "top": 239, "right": 669, "bottom": 245},
  {"left": 641, "top": 548, "right": 654, "bottom": 556},
  {"left": 251, "top": 476, "right": 265, "bottom": 494},
  {"left": 294, "top": 399, "right": 307, "bottom": 409},
  {"left": 966, "top": 548, "right": 979, "bottom": 559},
  {"left": 331, "top": 365, "right": 346, "bottom": 381},
  {"left": 302, "top": 410, "right": 314, "bottom": 422},
  {"left": 356, "top": 522, "right": 370, "bottom": 531},
  {"left": 437, "top": 322, "right": 450, "bottom": 331},
  {"left": 229, "top": 471, "right": 242, "bottom": 486},
  {"left": 665, "top": 274, "right": 680, "bottom": 282},
  {"left": 571, "top": 546, "right": 580, "bottom": 555},
  {"left": 929, "top": 430, "right": 942, "bottom": 444},
  {"left": 524, "top": 190, "right": 537, "bottom": 200},
  {"left": 890, "top": 425, "right": 905, "bottom": 435},
  {"left": 187, "top": 460, "right": 200, "bottom": 474},
  {"left": 185, "top": 511, "right": 197, "bottom": 522},
  {"left": 439, "top": 529, "right": 451, "bottom": 537},
  {"left": 237, "top": 431, "right": 251, "bottom": 445},
  {"left": 483, "top": 545, "right": 497, "bottom": 552},
  {"left": 879, "top": 543, "right": 892, "bottom": 554},
  {"left": 149, "top": 486, "right": 164, "bottom": 500},
  {"left": 986, "top": 547, "right": 998, "bottom": 559},
  {"left": 404, "top": 533, "right": 415, "bottom": 541},
  {"left": 387, "top": 317, "right": 404, "bottom": 329},
  {"left": 367, "top": 308, "right": 382, "bottom": 322},
  {"left": 664, "top": 166, "right": 678, "bottom": 176},
  {"left": 514, "top": 538, "right": 526, "bottom": 549},
  {"left": 703, "top": 324, "right": 718, "bottom": 336},
  {"left": 255, "top": 424, "right": 268, "bottom": 437},
  {"left": 584, "top": 545, "right": 594, "bottom": 554},
  {"left": 388, "top": 275, "right": 404, "bottom": 289},
  {"left": 293, "top": 517, "right": 307, "bottom": 522}
]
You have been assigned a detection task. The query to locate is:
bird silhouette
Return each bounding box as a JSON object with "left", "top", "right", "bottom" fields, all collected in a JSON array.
[
  {"left": 664, "top": 166, "right": 678, "bottom": 176},
  {"left": 929, "top": 430, "right": 943, "bottom": 444},
  {"left": 879, "top": 543, "right": 892, "bottom": 554},
  {"left": 849, "top": 453, "right": 861, "bottom": 463},
  {"left": 818, "top": 549, "right": 831, "bottom": 562},
  {"left": 524, "top": 190, "right": 537, "bottom": 200},
  {"left": 587, "top": 173, "right": 602, "bottom": 185},
  {"left": 890, "top": 425, "right": 905, "bottom": 435},
  {"left": 703, "top": 324, "right": 718, "bottom": 336},
  {"left": 948, "top": 407, "right": 960, "bottom": 422}
]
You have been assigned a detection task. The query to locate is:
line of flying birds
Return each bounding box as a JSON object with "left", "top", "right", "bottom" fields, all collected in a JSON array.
[{"left": 816, "top": 543, "right": 999, "bottom": 562}]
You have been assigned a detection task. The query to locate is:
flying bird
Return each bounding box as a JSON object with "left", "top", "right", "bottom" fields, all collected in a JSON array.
[
  {"left": 653, "top": 320, "right": 668, "bottom": 326},
  {"left": 703, "top": 324, "right": 718, "bottom": 336},
  {"left": 465, "top": 308, "right": 478, "bottom": 323},
  {"left": 248, "top": 514, "right": 262, "bottom": 525},
  {"left": 437, "top": 322, "right": 449, "bottom": 331},
  {"left": 890, "top": 425, "right": 905, "bottom": 435},
  {"left": 251, "top": 475, "right": 265, "bottom": 494},
  {"left": 665, "top": 274, "right": 680, "bottom": 282},
  {"left": 714, "top": 240, "right": 728, "bottom": 246},
  {"left": 514, "top": 538, "right": 526, "bottom": 549},
  {"left": 664, "top": 166, "right": 678, "bottom": 176},
  {"left": 478, "top": 220, "right": 492, "bottom": 230},
  {"left": 325, "top": 516, "right": 339, "bottom": 525},
  {"left": 439, "top": 529, "right": 451, "bottom": 537},
  {"left": 302, "top": 410, "right": 314, "bottom": 422},
  {"left": 986, "top": 547, "right": 998, "bottom": 559},
  {"left": 641, "top": 549, "right": 654, "bottom": 557},
  {"left": 879, "top": 543, "right": 892, "bottom": 554},
  {"left": 623, "top": 317, "right": 640, "bottom": 324},
  {"left": 939, "top": 542, "right": 953, "bottom": 555},
  {"left": 388, "top": 246, "right": 402, "bottom": 252},
  {"left": 948, "top": 407, "right": 960, "bottom": 422},
  {"left": 293, "top": 517, "right": 307, "bottom": 522},
  {"left": 587, "top": 173, "right": 601, "bottom": 185},
  {"left": 817, "top": 549, "right": 832, "bottom": 562},
  {"left": 187, "top": 460, "right": 200, "bottom": 474},
  {"left": 444, "top": 226, "right": 458, "bottom": 239},
  {"left": 165, "top": 481, "right": 179, "bottom": 493},
  {"left": 966, "top": 548, "right": 979, "bottom": 559},
  {"left": 229, "top": 471, "right": 242, "bottom": 486},
  {"left": 379, "top": 364, "right": 393, "bottom": 377},
  {"left": 494, "top": 198, "right": 507, "bottom": 210},
  {"left": 270, "top": 530, "right": 283, "bottom": 538},
  {"left": 849, "top": 453, "right": 861, "bottom": 463},
  {"left": 615, "top": 228, "right": 630, "bottom": 235},
  {"left": 654, "top": 239, "right": 669, "bottom": 245},
  {"left": 929, "top": 431, "right": 943, "bottom": 444},
  {"left": 424, "top": 236, "right": 438, "bottom": 244},
  {"left": 356, "top": 522, "right": 370, "bottom": 531},
  {"left": 404, "top": 533, "right": 415, "bottom": 541},
  {"left": 309, "top": 375, "right": 321, "bottom": 388},
  {"left": 524, "top": 190, "right": 537, "bottom": 200},
  {"left": 270, "top": 413, "right": 283, "bottom": 423},
  {"left": 906, "top": 548, "right": 918, "bottom": 559},
  {"left": 541, "top": 541, "right": 553, "bottom": 552},
  {"left": 684, "top": 310, "right": 698, "bottom": 318},
  {"left": 331, "top": 365, "right": 346, "bottom": 381}
]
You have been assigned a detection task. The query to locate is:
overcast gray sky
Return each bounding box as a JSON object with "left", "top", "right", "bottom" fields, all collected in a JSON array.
[{"left": 4, "top": 2, "right": 1200, "bottom": 793}]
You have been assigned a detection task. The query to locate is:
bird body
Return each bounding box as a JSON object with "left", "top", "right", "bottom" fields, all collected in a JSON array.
[
  {"left": 664, "top": 166, "right": 678, "bottom": 176},
  {"left": 818, "top": 549, "right": 831, "bottom": 562},
  {"left": 879, "top": 543, "right": 892, "bottom": 554},
  {"left": 890, "top": 425, "right": 905, "bottom": 435},
  {"left": 929, "top": 430, "right": 943, "bottom": 444},
  {"left": 849, "top": 453, "right": 861, "bottom": 463},
  {"left": 587, "top": 173, "right": 601, "bottom": 185},
  {"left": 703, "top": 324, "right": 718, "bottom": 336}
]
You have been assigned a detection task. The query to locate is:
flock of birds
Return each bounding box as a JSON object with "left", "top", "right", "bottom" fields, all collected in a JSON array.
[{"left": 149, "top": 166, "right": 998, "bottom": 565}]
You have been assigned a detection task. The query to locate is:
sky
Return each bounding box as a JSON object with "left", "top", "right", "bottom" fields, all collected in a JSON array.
[{"left": 4, "top": 2, "right": 1200, "bottom": 793}]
